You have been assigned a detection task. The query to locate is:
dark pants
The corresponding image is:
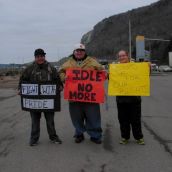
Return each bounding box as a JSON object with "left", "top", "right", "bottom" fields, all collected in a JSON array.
[
  {"left": 69, "top": 102, "right": 102, "bottom": 139},
  {"left": 117, "top": 102, "right": 143, "bottom": 140},
  {"left": 30, "top": 111, "right": 58, "bottom": 142}
]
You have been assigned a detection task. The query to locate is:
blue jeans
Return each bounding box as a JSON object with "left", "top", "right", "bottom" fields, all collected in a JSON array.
[
  {"left": 30, "top": 112, "right": 58, "bottom": 142},
  {"left": 69, "top": 102, "right": 102, "bottom": 139}
]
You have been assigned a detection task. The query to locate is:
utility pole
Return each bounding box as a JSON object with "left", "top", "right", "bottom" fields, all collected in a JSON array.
[{"left": 129, "top": 19, "right": 132, "bottom": 58}]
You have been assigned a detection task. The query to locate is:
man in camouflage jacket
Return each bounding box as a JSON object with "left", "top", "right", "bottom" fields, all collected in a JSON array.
[{"left": 19, "top": 48, "right": 63, "bottom": 146}]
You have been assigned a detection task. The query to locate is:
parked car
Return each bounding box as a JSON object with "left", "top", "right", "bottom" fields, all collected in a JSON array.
[
  {"left": 151, "top": 63, "right": 158, "bottom": 71},
  {"left": 158, "top": 65, "right": 172, "bottom": 72}
]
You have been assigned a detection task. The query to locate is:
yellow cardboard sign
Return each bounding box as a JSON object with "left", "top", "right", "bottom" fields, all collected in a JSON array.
[{"left": 108, "top": 62, "right": 150, "bottom": 96}]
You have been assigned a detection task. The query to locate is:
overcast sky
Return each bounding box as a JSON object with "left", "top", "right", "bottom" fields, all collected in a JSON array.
[{"left": 0, "top": 0, "right": 159, "bottom": 64}]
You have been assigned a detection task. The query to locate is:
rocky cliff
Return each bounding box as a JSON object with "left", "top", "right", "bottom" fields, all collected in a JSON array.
[{"left": 81, "top": 0, "right": 172, "bottom": 64}]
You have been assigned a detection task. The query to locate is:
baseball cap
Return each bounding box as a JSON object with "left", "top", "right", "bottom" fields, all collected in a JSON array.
[
  {"left": 74, "top": 43, "right": 85, "bottom": 51},
  {"left": 34, "top": 48, "right": 46, "bottom": 56}
]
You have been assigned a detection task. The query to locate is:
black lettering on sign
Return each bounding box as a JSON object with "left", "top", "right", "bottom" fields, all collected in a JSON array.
[
  {"left": 38, "top": 101, "right": 42, "bottom": 108},
  {"left": 85, "top": 84, "right": 92, "bottom": 92},
  {"left": 81, "top": 70, "right": 89, "bottom": 80},
  {"left": 78, "top": 83, "right": 93, "bottom": 92},
  {"left": 43, "top": 101, "right": 48, "bottom": 108},
  {"left": 84, "top": 92, "right": 90, "bottom": 101},
  {"left": 90, "top": 71, "right": 94, "bottom": 81},
  {"left": 78, "top": 83, "right": 85, "bottom": 92},
  {"left": 29, "top": 99, "right": 32, "bottom": 107},
  {"left": 78, "top": 92, "right": 84, "bottom": 100},
  {"left": 72, "top": 70, "right": 80, "bottom": 80},
  {"left": 72, "top": 70, "right": 103, "bottom": 82},
  {"left": 96, "top": 71, "right": 102, "bottom": 81},
  {"left": 23, "top": 98, "right": 54, "bottom": 109},
  {"left": 40, "top": 85, "right": 56, "bottom": 95},
  {"left": 68, "top": 91, "right": 97, "bottom": 102},
  {"left": 91, "top": 93, "right": 96, "bottom": 101},
  {"left": 22, "top": 84, "right": 38, "bottom": 95},
  {"left": 69, "top": 91, "right": 77, "bottom": 99}
]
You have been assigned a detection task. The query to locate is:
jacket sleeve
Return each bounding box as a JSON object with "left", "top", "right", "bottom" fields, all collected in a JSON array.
[
  {"left": 58, "top": 63, "right": 67, "bottom": 83},
  {"left": 51, "top": 67, "right": 63, "bottom": 88},
  {"left": 18, "top": 67, "right": 31, "bottom": 90}
]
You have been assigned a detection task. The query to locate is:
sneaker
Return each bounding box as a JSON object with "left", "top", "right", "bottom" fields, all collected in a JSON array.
[
  {"left": 90, "top": 137, "right": 102, "bottom": 144},
  {"left": 119, "top": 138, "right": 128, "bottom": 145},
  {"left": 74, "top": 134, "right": 84, "bottom": 143},
  {"left": 51, "top": 136, "right": 62, "bottom": 144},
  {"left": 136, "top": 138, "right": 145, "bottom": 145},
  {"left": 29, "top": 141, "right": 38, "bottom": 146}
]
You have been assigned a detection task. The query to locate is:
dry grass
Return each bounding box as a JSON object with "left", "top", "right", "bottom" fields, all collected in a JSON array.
[{"left": 0, "top": 75, "right": 19, "bottom": 89}]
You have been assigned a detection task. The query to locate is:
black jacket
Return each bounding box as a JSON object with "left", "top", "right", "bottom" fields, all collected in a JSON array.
[{"left": 116, "top": 96, "right": 141, "bottom": 103}]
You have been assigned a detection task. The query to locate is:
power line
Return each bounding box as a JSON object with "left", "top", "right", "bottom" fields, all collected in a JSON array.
[{"left": 145, "top": 38, "right": 171, "bottom": 42}]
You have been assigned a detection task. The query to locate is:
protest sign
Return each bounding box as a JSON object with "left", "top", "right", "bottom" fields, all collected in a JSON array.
[
  {"left": 64, "top": 69, "right": 105, "bottom": 103},
  {"left": 20, "top": 82, "right": 60, "bottom": 112},
  {"left": 108, "top": 62, "right": 150, "bottom": 96}
]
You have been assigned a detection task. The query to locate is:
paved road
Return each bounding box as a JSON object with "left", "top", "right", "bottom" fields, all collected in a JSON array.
[{"left": 0, "top": 73, "right": 172, "bottom": 172}]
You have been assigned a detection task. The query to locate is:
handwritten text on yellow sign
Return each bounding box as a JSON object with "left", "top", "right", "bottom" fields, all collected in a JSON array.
[{"left": 108, "top": 62, "right": 150, "bottom": 96}]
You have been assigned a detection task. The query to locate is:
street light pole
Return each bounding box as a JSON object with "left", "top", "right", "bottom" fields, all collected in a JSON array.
[{"left": 129, "top": 19, "right": 132, "bottom": 58}]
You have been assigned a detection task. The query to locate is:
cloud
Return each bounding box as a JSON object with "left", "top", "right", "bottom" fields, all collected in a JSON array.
[{"left": 0, "top": 0, "right": 158, "bottom": 63}]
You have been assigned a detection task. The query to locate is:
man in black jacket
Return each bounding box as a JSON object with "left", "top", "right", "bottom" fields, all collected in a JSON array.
[{"left": 19, "top": 48, "right": 63, "bottom": 146}]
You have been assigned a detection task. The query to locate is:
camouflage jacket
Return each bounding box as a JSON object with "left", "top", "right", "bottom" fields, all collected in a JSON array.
[{"left": 18, "top": 61, "right": 63, "bottom": 89}]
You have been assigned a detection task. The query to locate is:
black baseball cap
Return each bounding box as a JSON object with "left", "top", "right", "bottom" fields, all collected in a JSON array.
[{"left": 34, "top": 48, "right": 46, "bottom": 56}]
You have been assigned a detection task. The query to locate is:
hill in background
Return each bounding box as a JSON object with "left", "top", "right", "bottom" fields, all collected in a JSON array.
[{"left": 81, "top": 0, "right": 172, "bottom": 64}]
